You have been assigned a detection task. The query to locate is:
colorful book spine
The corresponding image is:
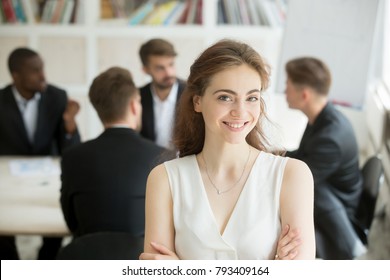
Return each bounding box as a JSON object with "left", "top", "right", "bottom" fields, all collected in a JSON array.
[
  {"left": 2, "top": 0, "right": 17, "bottom": 23},
  {"left": 12, "top": 0, "right": 26, "bottom": 22},
  {"left": 51, "top": 0, "right": 65, "bottom": 23},
  {"left": 144, "top": 1, "right": 178, "bottom": 25},
  {"left": 21, "top": 0, "right": 37, "bottom": 23},
  {"left": 163, "top": 1, "right": 185, "bottom": 25},
  {"left": 61, "top": 0, "right": 75, "bottom": 23},
  {"left": 128, "top": 0, "right": 155, "bottom": 25}
]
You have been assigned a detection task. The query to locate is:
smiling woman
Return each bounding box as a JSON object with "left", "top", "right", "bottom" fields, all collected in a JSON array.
[
  {"left": 139, "top": 39, "right": 315, "bottom": 260},
  {"left": 193, "top": 64, "right": 263, "bottom": 146}
]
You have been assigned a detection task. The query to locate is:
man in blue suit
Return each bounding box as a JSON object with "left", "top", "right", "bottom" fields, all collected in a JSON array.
[
  {"left": 284, "top": 57, "right": 366, "bottom": 259},
  {"left": 0, "top": 47, "right": 81, "bottom": 259}
]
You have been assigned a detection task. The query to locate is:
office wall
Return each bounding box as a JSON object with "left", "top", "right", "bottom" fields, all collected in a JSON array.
[
  {"left": 276, "top": 0, "right": 380, "bottom": 109},
  {"left": 383, "top": 0, "right": 390, "bottom": 89}
]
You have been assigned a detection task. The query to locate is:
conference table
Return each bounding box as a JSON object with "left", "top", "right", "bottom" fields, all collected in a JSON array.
[{"left": 0, "top": 156, "right": 69, "bottom": 236}]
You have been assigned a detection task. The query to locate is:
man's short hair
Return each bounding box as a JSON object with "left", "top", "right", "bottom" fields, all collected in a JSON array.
[
  {"left": 139, "top": 38, "right": 177, "bottom": 66},
  {"left": 8, "top": 47, "right": 39, "bottom": 73},
  {"left": 285, "top": 57, "right": 332, "bottom": 96},
  {"left": 89, "top": 67, "right": 138, "bottom": 123}
]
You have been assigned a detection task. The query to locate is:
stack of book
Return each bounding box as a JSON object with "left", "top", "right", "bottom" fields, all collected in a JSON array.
[
  {"left": 101, "top": 0, "right": 144, "bottom": 20},
  {"left": 101, "top": 0, "right": 203, "bottom": 26},
  {"left": 0, "top": 0, "right": 80, "bottom": 24},
  {"left": 217, "top": 0, "right": 287, "bottom": 27}
]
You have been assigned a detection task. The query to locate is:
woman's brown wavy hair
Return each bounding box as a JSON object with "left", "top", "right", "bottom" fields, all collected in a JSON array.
[{"left": 173, "top": 39, "right": 272, "bottom": 157}]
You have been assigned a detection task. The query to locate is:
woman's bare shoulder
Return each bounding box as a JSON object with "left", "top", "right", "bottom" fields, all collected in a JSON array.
[
  {"left": 285, "top": 158, "right": 312, "bottom": 177},
  {"left": 147, "top": 163, "right": 170, "bottom": 191}
]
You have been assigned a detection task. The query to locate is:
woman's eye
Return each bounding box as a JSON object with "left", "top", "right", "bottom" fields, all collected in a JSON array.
[
  {"left": 247, "top": 96, "right": 259, "bottom": 102},
  {"left": 218, "top": 95, "right": 232, "bottom": 101}
]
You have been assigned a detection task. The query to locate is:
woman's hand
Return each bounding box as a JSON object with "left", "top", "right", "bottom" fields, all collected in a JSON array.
[
  {"left": 275, "top": 224, "right": 301, "bottom": 260},
  {"left": 139, "top": 242, "right": 179, "bottom": 260}
]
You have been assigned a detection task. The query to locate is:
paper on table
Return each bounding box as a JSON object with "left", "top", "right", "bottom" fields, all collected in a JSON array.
[{"left": 9, "top": 158, "right": 60, "bottom": 177}]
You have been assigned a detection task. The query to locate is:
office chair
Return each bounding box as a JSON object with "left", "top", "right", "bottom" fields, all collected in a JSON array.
[
  {"left": 56, "top": 232, "right": 144, "bottom": 260},
  {"left": 352, "top": 155, "right": 384, "bottom": 244}
]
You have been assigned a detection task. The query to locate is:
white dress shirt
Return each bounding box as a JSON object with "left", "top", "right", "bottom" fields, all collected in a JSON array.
[
  {"left": 152, "top": 82, "right": 178, "bottom": 149},
  {"left": 12, "top": 86, "right": 41, "bottom": 144}
]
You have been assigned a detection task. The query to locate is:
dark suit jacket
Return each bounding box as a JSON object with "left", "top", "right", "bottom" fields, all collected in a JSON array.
[
  {"left": 60, "top": 128, "right": 169, "bottom": 238},
  {"left": 139, "top": 79, "right": 186, "bottom": 142},
  {"left": 286, "top": 102, "right": 363, "bottom": 259},
  {"left": 0, "top": 84, "right": 81, "bottom": 156}
]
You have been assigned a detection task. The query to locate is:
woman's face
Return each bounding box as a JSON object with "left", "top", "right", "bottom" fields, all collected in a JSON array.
[{"left": 194, "top": 64, "right": 262, "bottom": 144}]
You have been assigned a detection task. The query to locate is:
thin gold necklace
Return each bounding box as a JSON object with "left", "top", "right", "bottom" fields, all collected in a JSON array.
[{"left": 202, "top": 148, "right": 251, "bottom": 195}]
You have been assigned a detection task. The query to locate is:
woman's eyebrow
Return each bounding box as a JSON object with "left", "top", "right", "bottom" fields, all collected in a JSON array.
[{"left": 212, "top": 89, "right": 261, "bottom": 95}]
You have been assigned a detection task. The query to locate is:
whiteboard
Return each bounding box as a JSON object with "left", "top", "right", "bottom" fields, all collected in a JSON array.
[{"left": 276, "top": 0, "right": 380, "bottom": 109}]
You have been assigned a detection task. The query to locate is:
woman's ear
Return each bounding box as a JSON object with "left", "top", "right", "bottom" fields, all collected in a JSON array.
[{"left": 193, "top": 95, "right": 201, "bottom": 112}]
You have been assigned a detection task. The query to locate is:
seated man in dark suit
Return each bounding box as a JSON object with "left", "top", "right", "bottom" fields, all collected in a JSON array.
[
  {"left": 60, "top": 67, "right": 168, "bottom": 241},
  {"left": 0, "top": 47, "right": 81, "bottom": 260},
  {"left": 284, "top": 57, "right": 366, "bottom": 259},
  {"left": 138, "top": 38, "right": 186, "bottom": 150}
]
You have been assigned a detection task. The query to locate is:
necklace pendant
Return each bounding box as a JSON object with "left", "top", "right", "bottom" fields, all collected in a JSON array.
[{"left": 202, "top": 147, "right": 251, "bottom": 197}]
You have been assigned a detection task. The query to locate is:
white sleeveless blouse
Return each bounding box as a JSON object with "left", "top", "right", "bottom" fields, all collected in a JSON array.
[{"left": 164, "top": 152, "right": 288, "bottom": 260}]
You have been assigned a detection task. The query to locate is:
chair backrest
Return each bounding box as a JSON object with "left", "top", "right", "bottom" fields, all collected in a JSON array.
[
  {"left": 56, "top": 232, "right": 144, "bottom": 260},
  {"left": 355, "top": 155, "right": 384, "bottom": 231}
]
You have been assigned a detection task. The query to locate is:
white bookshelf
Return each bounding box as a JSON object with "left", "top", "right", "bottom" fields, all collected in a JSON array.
[{"left": 0, "top": 0, "right": 285, "bottom": 141}]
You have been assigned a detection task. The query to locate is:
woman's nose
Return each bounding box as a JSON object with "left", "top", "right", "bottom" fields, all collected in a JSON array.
[{"left": 230, "top": 100, "right": 245, "bottom": 117}]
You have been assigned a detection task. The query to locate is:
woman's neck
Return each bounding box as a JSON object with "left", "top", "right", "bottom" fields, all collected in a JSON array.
[{"left": 201, "top": 142, "right": 251, "bottom": 171}]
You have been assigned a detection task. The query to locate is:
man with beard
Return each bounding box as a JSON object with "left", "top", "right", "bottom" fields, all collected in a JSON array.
[
  {"left": 138, "top": 38, "right": 186, "bottom": 150},
  {"left": 0, "top": 47, "right": 81, "bottom": 259}
]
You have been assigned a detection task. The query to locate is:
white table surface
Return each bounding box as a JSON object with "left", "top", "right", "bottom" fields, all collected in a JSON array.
[{"left": 0, "top": 157, "right": 69, "bottom": 236}]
